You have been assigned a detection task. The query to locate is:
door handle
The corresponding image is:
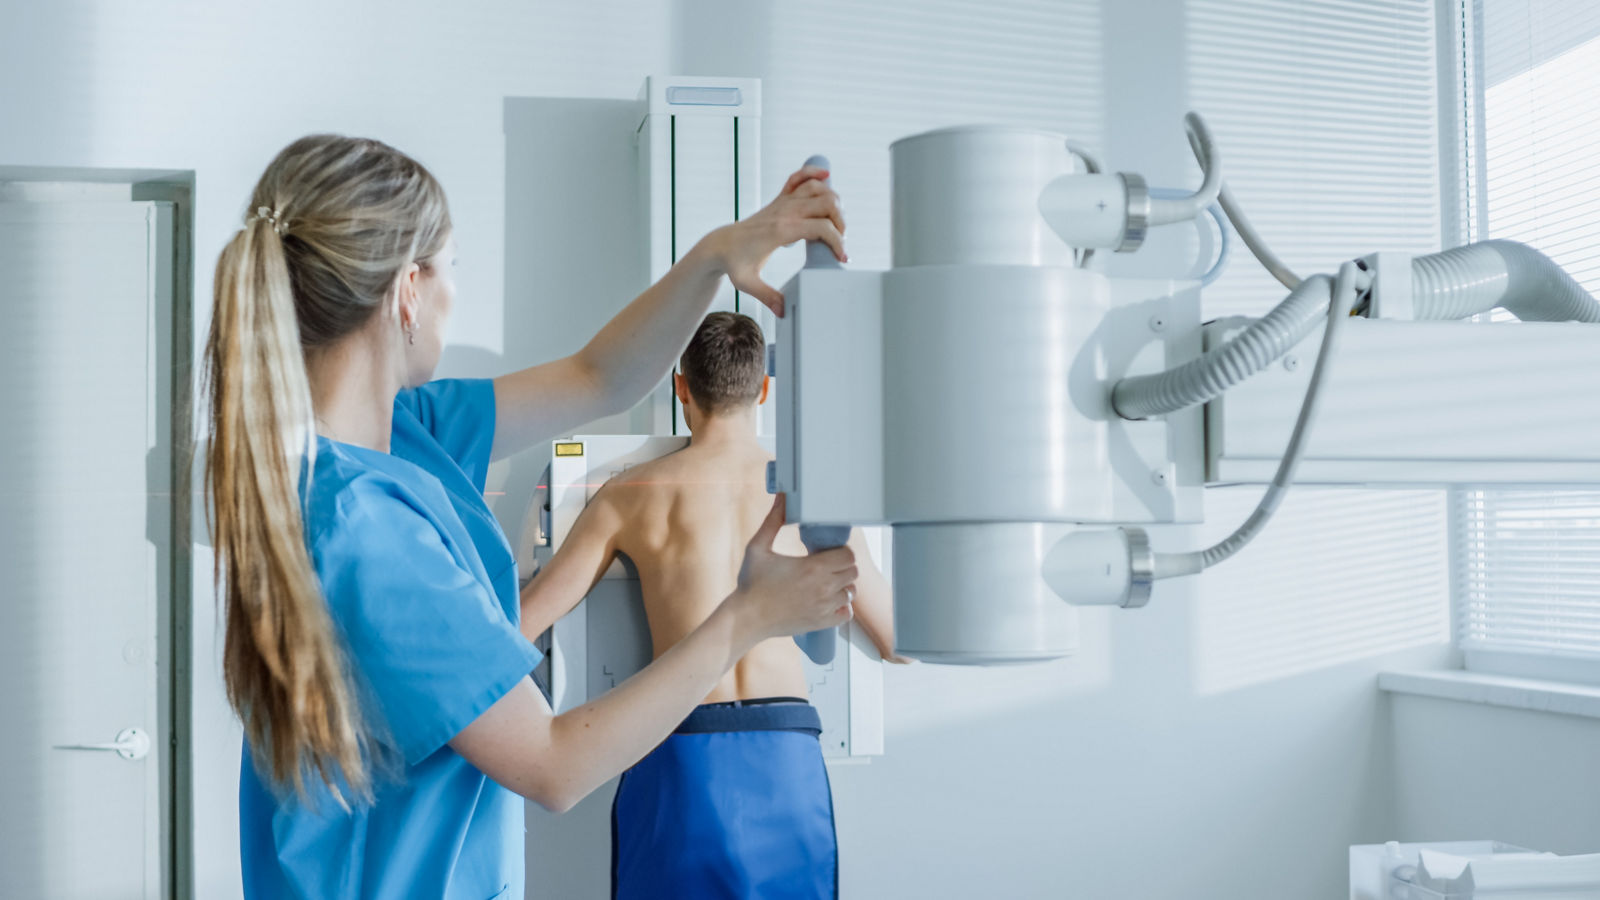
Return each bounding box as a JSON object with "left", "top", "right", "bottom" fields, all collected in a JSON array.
[{"left": 54, "top": 727, "right": 150, "bottom": 761}]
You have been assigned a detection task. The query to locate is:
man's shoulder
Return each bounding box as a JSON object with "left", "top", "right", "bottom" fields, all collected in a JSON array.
[
  {"left": 608, "top": 442, "right": 729, "bottom": 485},
  {"left": 598, "top": 440, "right": 768, "bottom": 510},
  {"left": 592, "top": 454, "right": 685, "bottom": 518},
  {"left": 603, "top": 451, "right": 684, "bottom": 492}
]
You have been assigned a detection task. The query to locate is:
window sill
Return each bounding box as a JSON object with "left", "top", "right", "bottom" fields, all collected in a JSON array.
[{"left": 1378, "top": 669, "right": 1600, "bottom": 721}]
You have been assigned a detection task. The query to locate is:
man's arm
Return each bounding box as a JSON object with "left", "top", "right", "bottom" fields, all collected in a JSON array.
[
  {"left": 520, "top": 487, "right": 626, "bottom": 642},
  {"left": 845, "top": 529, "right": 909, "bottom": 663}
]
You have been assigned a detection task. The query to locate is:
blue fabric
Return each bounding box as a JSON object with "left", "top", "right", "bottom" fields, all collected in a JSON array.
[
  {"left": 241, "top": 379, "right": 539, "bottom": 900},
  {"left": 392, "top": 379, "right": 519, "bottom": 617},
  {"left": 612, "top": 702, "right": 838, "bottom": 900}
]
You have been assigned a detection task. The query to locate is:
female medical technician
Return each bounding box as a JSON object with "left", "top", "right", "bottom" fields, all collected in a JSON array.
[{"left": 206, "top": 135, "right": 857, "bottom": 899}]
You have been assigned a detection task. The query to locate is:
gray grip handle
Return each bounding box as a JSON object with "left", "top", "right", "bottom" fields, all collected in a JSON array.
[
  {"left": 791, "top": 155, "right": 845, "bottom": 666},
  {"left": 801, "top": 154, "right": 842, "bottom": 270},
  {"left": 795, "top": 524, "right": 851, "bottom": 665}
]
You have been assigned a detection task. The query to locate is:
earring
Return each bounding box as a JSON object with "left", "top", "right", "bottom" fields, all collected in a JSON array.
[{"left": 406, "top": 326, "right": 416, "bottom": 346}]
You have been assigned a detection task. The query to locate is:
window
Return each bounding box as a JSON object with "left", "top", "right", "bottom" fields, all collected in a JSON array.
[
  {"left": 1454, "top": 0, "right": 1600, "bottom": 683},
  {"left": 1458, "top": 491, "right": 1600, "bottom": 684},
  {"left": 1186, "top": 0, "right": 1451, "bottom": 693}
]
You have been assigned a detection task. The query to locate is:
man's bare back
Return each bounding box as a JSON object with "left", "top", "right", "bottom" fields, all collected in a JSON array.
[
  {"left": 520, "top": 312, "right": 898, "bottom": 704},
  {"left": 602, "top": 438, "right": 811, "bottom": 702},
  {"left": 520, "top": 432, "right": 897, "bottom": 705}
]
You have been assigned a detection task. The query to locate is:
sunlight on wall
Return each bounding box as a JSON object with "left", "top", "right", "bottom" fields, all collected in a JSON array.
[
  {"left": 1192, "top": 488, "right": 1450, "bottom": 694},
  {"left": 759, "top": 0, "right": 1103, "bottom": 273},
  {"left": 888, "top": 607, "right": 1113, "bottom": 738}
]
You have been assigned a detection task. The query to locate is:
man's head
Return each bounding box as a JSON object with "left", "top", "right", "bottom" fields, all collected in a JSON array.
[{"left": 674, "top": 311, "right": 769, "bottom": 427}]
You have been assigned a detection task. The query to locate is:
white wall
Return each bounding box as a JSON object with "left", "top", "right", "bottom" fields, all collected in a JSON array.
[
  {"left": 1391, "top": 697, "right": 1600, "bottom": 854},
  {"left": 1, "top": 2, "right": 1487, "bottom": 899}
]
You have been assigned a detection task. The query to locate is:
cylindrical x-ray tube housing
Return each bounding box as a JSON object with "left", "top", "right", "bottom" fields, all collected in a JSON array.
[
  {"left": 890, "top": 126, "right": 1082, "bottom": 268},
  {"left": 892, "top": 523, "right": 1079, "bottom": 664},
  {"left": 881, "top": 264, "right": 1115, "bottom": 523}
]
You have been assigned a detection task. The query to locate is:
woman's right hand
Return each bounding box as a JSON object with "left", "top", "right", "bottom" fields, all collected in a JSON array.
[
  {"left": 700, "top": 164, "right": 845, "bottom": 316},
  {"left": 734, "top": 495, "right": 857, "bottom": 641}
]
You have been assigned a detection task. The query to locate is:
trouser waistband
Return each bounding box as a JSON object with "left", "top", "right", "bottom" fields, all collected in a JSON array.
[{"left": 674, "top": 698, "right": 820, "bottom": 736}]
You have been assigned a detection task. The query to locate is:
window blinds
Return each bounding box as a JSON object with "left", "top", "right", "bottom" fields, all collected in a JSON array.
[
  {"left": 1458, "top": 491, "right": 1600, "bottom": 660},
  {"left": 1458, "top": 2, "right": 1600, "bottom": 674},
  {"left": 1188, "top": 0, "right": 1442, "bottom": 318},
  {"left": 1482, "top": 1, "right": 1600, "bottom": 294},
  {"left": 1186, "top": 0, "right": 1451, "bottom": 690}
]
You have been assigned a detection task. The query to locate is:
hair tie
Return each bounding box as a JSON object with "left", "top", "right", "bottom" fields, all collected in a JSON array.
[{"left": 251, "top": 205, "right": 287, "bottom": 236}]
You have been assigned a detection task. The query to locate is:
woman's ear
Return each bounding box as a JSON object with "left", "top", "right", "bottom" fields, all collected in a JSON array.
[{"left": 395, "top": 262, "right": 422, "bottom": 333}]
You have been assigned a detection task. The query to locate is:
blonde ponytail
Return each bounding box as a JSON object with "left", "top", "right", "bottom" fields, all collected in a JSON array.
[
  {"left": 207, "top": 218, "right": 370, "bottom": 803},
  {"left": 205, "top": 136, "right": 451, "bottom": 803}
]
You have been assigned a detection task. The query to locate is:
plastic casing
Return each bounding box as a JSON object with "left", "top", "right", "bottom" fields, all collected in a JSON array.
[
  {"left": 890, "top": 125, "right": 1082, "bottom": 269},
  {"left": 774, "top": 126, "right": 1202, "bottom": 664}
]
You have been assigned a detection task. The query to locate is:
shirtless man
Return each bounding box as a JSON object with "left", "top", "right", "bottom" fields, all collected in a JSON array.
[{"left": 520, "top": 312, "right": 898, "bottom": 900}]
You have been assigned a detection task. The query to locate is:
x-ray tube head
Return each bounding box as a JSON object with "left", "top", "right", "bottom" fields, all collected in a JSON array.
[
  {"left": 891, "top": 523, "right": 1080, "bottom": 664},
  {"left": 1041, "top": 527, "right": 1154, "bottom": 609}
]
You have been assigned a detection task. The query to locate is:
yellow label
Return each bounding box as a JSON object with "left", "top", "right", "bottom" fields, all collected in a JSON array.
[{"left": 554, "top": 442, "right": 585, "bottom": 457}]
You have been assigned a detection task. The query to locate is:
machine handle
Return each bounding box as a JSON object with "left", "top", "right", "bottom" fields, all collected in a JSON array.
[
  {"left": 801, "top": 154, "right": 843, "bottom": 271},
  {"left": 796, "top": 524, "right": 852, "bottom": 665},
  {"left": 54, "top": 726, "right": 150, "bottom": 761},
  {"left": 789, "top": 153, "right": 847, "bottom": 666}
]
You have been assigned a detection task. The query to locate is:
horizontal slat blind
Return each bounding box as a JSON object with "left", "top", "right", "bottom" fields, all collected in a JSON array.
[
  {"left": 1459, "top": 491, "right": 1600, "bottom": 658},
  {"left": 1196, "top": 489, "right": 1449, "bottom": 694},
  {"left": 1456, "top": 3, "right": 1600, "bottom": 675},
  {"left": 1186, "top": 0, "right": 1450, "bottom": 692},
  {"left": 1482, "top": 0, "right": 1600, "bottom": 86},
  {"left": 1482, "top": 1, "right": 1600, "bottom": 295},
  {"left": 1188, "top": 0, "right": 1441, "bottom": 318}
]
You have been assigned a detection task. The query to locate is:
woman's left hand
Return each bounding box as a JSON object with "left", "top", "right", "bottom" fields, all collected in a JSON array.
[{"left": 702, "top": 164, "right": 846, "bottom": 316}]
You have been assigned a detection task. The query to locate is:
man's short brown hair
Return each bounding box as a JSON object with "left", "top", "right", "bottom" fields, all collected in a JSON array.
[{"left": 679, "top": 311, "right": 766, "bottom": 414}]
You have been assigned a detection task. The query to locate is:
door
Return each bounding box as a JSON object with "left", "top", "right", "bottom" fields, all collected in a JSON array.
[{"left": 0, "top": 200, "right": 174, "bottom": 898}]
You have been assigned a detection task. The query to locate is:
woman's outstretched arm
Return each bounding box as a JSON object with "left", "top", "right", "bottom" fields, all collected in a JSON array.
[
  {"left": 490, "top": 165, "right": 844, "bottom": 460},
  {"left": 451, "top": 497, "right": 856, "bottom": 812}
]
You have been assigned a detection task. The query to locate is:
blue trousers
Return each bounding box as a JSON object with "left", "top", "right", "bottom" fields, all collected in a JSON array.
[{"left": 612, "top": 699, "right": 837, "bottom": 900}]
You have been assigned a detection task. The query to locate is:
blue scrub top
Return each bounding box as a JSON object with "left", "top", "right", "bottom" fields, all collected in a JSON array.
[{"left": 240, "top": 379, "right": 541, "bottom": 900}]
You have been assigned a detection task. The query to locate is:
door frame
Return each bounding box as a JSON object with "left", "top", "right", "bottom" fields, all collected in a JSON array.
[{"left": 0, "top": 167, "right": 196, "bottom": 900}]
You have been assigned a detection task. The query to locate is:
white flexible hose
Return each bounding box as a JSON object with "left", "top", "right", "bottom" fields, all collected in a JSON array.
[
  {"left": 1153, "top": 261, "right": 1361, "bottom": 579},
  {"left": 1148, "top": 112, "right": 1223, "bottom": 227},
  {"left": 1114, "top": 238, "right": 1600, "bottom": 421},
  {"left": 1112, "top": 273, "right": 1333, "bottom": 420},
  {"left": 1065, "top": 142, "right": 1102, "bottom": 175},
  {"left": 1411, "top": 240, "right": 1600, "bottom": 322},
  {"left": 1217, "top": 181, "right": 1301, "bottom": 290},
  {"left": 1178, "top": 117, "right": 1299, "bottom": 288},
  {"left": 1147, "top": 187, "right": 1232, "bottom": 286}
]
